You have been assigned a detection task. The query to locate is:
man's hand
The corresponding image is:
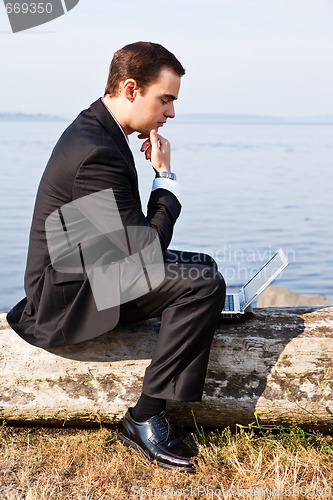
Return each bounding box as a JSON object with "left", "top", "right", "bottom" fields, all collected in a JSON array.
[{"left": 139, "top": 129, "right": 171, "bottom": 173}]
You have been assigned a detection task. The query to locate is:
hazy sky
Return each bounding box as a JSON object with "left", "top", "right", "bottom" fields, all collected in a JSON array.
[{"left": 1, "top": 0, "right": 333, "bottom": 117}]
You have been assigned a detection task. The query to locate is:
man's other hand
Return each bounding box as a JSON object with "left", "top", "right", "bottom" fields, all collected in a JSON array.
[{"left": 139, "top": 130, "right": 171, "bottom": 173}]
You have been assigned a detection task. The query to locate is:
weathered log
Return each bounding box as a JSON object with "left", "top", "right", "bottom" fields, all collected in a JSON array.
[{"left": 1, "top": 307, "right": 333, "bottom": 431}]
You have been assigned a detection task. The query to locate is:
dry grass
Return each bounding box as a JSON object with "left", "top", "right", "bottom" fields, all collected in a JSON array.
[{"left": 0, "top": 421, "right": 332, "bottom": 499}]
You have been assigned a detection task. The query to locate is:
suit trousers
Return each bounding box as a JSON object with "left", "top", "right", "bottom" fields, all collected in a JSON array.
[{"left": 119, "top": 250, "right": 226, "bottom": 402}]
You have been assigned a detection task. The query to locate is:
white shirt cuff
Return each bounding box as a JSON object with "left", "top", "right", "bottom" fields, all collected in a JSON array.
[{"left": 152, "top": 178, "right": 182, "bottom": 203}]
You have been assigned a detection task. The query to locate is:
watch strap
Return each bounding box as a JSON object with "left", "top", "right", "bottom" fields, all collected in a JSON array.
[{"left": 155, "top": 171, "right": 177, "bottom": 181}]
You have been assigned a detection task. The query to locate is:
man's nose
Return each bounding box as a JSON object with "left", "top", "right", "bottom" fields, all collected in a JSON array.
[{"left": 166, "top": 102, "right": 175, "bottom": 119}]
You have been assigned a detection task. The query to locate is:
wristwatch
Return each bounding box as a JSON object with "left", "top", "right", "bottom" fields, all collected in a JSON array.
[{"left": 155, "top": 171, "right": 177, "bottom": 181}]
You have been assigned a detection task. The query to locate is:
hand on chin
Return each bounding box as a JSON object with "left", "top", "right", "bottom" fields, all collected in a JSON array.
[{"left": 138, "top": 126, "right": 158, "bottom": 140}]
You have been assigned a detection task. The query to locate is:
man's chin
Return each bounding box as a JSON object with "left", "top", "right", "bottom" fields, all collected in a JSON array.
[{"left": 138, "top": 126, "right": 158, "bottom": 137}]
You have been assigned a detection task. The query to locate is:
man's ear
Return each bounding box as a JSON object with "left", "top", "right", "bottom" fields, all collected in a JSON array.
[{"left": 123, "top": 79, "right": 138, "bottom": 103}]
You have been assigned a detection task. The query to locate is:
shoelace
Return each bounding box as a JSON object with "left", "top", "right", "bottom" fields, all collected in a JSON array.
[{"left": 155, "top": 412, "right": 176, "bottom": 442}]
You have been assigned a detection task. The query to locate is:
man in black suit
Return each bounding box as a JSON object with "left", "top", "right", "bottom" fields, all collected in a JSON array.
[{"left": 7, "top": 42, "right": 226, "bottom": 472}]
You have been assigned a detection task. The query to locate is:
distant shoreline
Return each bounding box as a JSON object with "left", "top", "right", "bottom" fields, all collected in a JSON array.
[
  {"left": 1, "top": 112, "right": 333, "bottom": 125},
  {"left": 0, "top": 112, "right": 66, "bottom": 122}
]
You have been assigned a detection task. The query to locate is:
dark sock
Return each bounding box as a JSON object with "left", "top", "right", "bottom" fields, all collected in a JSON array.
[{"left": 131, "top": 393, "right": 166, "bottom": 422}]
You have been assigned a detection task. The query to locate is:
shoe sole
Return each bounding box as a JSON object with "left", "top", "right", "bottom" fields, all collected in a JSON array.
[{"left": 118, "top": 432, "right": 196, "bottom": 473}]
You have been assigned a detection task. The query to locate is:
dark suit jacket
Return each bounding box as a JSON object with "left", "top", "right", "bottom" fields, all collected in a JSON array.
[{"left": 7, "top": 98, "right": 181, "bottom": 348}]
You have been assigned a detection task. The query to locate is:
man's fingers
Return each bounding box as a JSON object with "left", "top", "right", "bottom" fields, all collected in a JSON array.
[
  {"left": 150, "top": 129, "right": 159, "bottom": 146},
  {"left": 139, "top": 130, "right": 168, "bottom": 166},
  {"left": 140, "top": 139, "right": 151, "bottom": 152},
  {"left": 139, "top": 140, "right": 152, "bottom": 160},
  {"left": 149, "top": 130, "right": 163, "bottom": 152}
]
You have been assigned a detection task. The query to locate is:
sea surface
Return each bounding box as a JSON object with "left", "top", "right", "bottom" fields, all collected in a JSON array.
[{"left": 1, "top": 115, "right": 332, "bottom": 311}]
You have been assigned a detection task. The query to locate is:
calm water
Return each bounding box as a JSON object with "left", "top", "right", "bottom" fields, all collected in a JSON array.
[{"left": 1, "top": 116, "right": 332, "bottom": 311}]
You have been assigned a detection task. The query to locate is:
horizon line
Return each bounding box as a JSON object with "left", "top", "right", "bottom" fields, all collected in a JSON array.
[{"left": 1, "top": 111, "right": 333, "bottom": 123}]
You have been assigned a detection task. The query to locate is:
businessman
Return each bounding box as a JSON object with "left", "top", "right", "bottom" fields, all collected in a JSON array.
[{"left": 7, "top": 42, "right": 226, "bottom": 472}]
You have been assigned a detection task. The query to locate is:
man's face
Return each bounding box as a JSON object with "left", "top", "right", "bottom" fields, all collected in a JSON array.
[{"left": 129, "top": 68, "right": 181, "bottom": 135}]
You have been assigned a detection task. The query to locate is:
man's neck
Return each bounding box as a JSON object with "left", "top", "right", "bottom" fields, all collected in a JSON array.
[{"left": 102, "top": 95, "right": 134, "bottom": 136}]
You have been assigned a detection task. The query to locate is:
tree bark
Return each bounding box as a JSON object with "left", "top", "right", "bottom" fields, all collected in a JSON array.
[{"left": 1, "top": 307, "right": 332, "bottom": 431}]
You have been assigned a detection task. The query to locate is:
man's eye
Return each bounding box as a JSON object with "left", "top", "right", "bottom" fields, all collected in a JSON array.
[{"left": 161, "top": 99, "right": 168, "bottom": 105}]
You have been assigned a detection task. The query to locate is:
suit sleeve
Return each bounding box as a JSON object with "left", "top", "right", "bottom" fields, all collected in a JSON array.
[{"left": 72, "top": 146, "right": 181, "bottom": 255}]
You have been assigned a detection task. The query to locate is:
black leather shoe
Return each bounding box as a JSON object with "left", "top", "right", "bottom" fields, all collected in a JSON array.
[{"left": 118, "top": 409, "right": 197, "bottom": 472}]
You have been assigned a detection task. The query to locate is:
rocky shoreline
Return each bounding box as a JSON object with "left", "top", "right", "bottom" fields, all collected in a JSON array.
[{"left": 257, "top": 287, "right": 332, "bottom": 308}]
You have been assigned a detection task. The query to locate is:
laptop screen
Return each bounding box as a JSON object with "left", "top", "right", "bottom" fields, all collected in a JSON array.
[{"left": 241, "top": 249, "right": 288, "bottom": 309}]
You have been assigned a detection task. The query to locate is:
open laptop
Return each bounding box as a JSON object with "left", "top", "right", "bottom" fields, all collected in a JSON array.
[{"left": 221, "top": 248, "right": 288, "bottom": 318}]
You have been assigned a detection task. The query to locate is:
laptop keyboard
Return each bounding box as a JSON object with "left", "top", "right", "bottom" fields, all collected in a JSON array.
[{"left": 223, "top": 294, "right": 234, "bottom": 311}]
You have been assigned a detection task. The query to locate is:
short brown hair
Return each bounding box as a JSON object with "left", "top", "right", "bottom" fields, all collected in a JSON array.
[{"left": 104, "top": 41, "right": 185, "bottom": 97}]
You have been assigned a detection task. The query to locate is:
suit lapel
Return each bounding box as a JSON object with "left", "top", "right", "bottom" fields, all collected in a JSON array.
[{"left": 90, "top": 98, "right": 135, "bottom": 169}]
